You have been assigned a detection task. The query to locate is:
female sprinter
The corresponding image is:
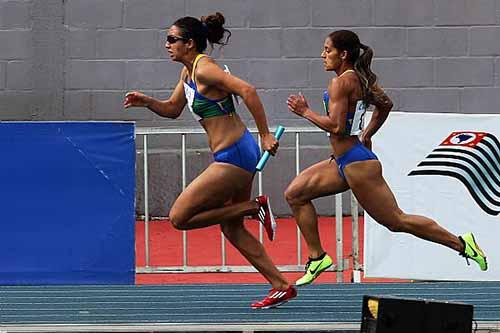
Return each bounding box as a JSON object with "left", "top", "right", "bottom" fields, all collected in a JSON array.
[
  {"left": 285, "top": 30, "right": 487, "bottom": 286},
  {"left": 124, "top": 13, "right": 296, "bottom": 308}
]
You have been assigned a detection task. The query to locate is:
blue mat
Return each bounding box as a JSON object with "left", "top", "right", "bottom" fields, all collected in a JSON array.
[{"left": 0, "top": 122, "right": 136, "bottom": 285}]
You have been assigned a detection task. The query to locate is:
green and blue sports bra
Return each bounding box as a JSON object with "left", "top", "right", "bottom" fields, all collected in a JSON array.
[
  {"left": 322, "top": 69, "right": 367, "bottom": 136},
  {"left": 183, "top": 54, "right": 236, "bottom": 121}
]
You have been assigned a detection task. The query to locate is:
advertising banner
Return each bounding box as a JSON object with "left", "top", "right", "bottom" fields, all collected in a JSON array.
[{"left": 364, "top": 113, "right": 499, "bottom": 280}]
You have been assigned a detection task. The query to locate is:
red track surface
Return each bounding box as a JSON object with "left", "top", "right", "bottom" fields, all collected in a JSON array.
[{"left": 136, "top": 217, "right": 403, "bottom": 284}]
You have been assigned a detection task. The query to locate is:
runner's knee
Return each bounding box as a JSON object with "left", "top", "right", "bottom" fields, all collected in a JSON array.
[
  {"left": 220, "top": 220, "right": 244, "bottom": 240},
  {"left": 383, "top": 222, "right": 404, "bottom": 233},
  {"left": 285, "top": 182, "right": 304, "bottom": 206},
  {"left": 169, "top": 209, "right": 189, "bottom": 230},
  {"left": 378, "top": 212, "right": 407, "bottom": 233}
]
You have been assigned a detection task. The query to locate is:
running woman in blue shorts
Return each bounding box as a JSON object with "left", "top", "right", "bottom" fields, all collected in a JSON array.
[
  {"left": 124, "top": 13, "right": 296, "bottom": 308},
  {"left": 285, "top": 30, "right": 487, "bottom": 286}
]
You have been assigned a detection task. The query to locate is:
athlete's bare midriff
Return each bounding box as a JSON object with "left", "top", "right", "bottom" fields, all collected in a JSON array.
[
  {"left": 201, "top": 112, "right": 246, "bottom": 153},
  {"left": 329, "top": 135, "right": 360, "bottom": 157}
]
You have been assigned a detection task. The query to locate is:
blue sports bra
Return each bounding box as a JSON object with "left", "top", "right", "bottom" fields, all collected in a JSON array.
[{"left": 183, "top": 54, "right": 236, "bottom": 121}]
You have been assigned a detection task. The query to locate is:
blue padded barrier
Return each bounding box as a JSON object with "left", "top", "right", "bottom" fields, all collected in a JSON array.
[{"left": 0, "top": 122, "right": 135, "bottom": 284}]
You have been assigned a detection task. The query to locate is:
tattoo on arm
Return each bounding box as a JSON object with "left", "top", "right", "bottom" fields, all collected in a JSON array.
[{"left": 370, "top": 85, "right": 393, "bottom": 110}]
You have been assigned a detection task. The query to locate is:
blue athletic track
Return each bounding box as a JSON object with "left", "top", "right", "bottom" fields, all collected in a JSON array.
[{"left": 1, "top": 282, "right": 499, "bottom": 332}]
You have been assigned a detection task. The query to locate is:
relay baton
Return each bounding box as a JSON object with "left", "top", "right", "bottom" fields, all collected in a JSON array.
[{"left": 255, "top": 125, "right": 285, "bottom": 172}]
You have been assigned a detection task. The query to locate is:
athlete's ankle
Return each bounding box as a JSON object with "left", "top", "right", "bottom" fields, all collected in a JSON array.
[
  {"left": 457, "top": 235, "right": 466, "bottom": 254},
  {"left": 248, "top": 200, "right": 260, "bottom": 216},
  {"left": 309, "top": 251, "right": 326, "bottom": 261},
  {"left": 271, "top": 282, "right": 289, "bottom": 290}
]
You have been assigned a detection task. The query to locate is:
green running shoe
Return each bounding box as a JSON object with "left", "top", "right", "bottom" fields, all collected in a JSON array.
[
  {"left": 295, "top": 253, "right": 333, "bottom": 286},
  {"left": 459, "top": 232, "right": 488, "bottom": 271}
]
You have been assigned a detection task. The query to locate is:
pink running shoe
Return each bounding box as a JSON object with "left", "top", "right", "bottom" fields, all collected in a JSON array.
[
  {"left": 255, "top": 195, "right": 276, "bottom": 241},
  {"left": 251, "top": 286, "right": 297, "bottom": 309}
]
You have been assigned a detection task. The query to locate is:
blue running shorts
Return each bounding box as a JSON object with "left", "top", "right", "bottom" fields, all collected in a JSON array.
[
  {"left": 334, "top": 142, "right": 378, "bottom": 179},
  {"left": 214, "top": 129, "right": 261, "bottom": 173}
]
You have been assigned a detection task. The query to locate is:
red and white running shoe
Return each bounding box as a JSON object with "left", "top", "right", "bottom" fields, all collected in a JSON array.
[
  {"left": 251, "top": 286, "right": 297, "bottom": 309},
  {"left": 255, "top": 195, "right": 276, "bottom": 241}
]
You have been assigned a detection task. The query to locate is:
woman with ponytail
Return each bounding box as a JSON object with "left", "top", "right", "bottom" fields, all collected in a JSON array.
[
  {"left": 285, "top": 30, "right": 487, "bottom": 286},
  {"left": 124, "top": 13, "right": 296, "bottom": 308}
]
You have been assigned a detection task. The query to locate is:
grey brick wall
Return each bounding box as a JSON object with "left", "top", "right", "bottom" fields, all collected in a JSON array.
[{"left": 1, "top": 0, "right": 500, "bottom": 216}]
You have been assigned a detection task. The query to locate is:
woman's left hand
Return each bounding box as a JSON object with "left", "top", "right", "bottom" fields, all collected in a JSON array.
[
  {"left": 261, "top": 133, "right": 279, "bottom": 156},
  {"left": 287, "top": 93, "right": 309, "bottom": 117}
]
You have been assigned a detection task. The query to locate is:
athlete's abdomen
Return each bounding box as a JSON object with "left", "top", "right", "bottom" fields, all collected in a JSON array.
[
  {"left": 202, "top": 113, "right": 247, "bottom": 152},
  {"left": 329, "top": 134, "right": 362, "bottom": 158}
]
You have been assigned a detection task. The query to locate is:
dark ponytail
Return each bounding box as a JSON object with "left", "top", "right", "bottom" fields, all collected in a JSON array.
[
  {"left": 329, "top": 30, "right": 378, "bottom": 106},
  {"left": 354, "top": 43, "right": 377, "bottom": 105},
  {"left": 173, "top": 12, "right": 231, "bottom": 53}
]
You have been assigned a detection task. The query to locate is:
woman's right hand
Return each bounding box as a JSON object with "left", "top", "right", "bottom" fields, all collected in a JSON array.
[
  {"left": 287, "top": 93, "right": 309, "bottom": 117},
  {"left": 124, "top": 91, "right": 150, "bottom": 108},
  {"left": 360, "top": 131, "right": 372, "bottom": 150}
]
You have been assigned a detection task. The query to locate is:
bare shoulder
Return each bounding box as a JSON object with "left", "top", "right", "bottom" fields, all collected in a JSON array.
[
  {"left": 195, "top": 56, "right": 221, "bottom": 78},
  {"left": 197, "top": 55, "right": 218, "bottom": 70},
  {"left": 343, "top": 71, "right": 360, "bottom": 90},
  {"left": 329, "top": 75, "right": 354, "bottom": 97}
]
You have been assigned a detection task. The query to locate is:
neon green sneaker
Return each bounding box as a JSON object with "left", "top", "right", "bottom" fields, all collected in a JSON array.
[
  {"left": 459, "top": 232, "right": 488, "bottom": 271},
  {"left": 295, "top": 253, "right": 333, "bottom": 286}
]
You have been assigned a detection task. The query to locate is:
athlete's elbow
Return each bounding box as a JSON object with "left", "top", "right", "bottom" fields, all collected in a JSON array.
[
  {"left": 161, "top": 100, "right": 182, "bottom": 119},
  {"left": 379, "top": 99, "right": 393, "bottom": 113},
  {"left": 169, "top": 107, "right": 183, "bottom": 119},
  {"left": 330, "top": 125, "right": 344, "bottom": 135},
  {"left": 240, "top": 84, "right": 257, "bottom": 100},
  {"left": 384, "top": 101, "right": 393, "bottom": 112}
]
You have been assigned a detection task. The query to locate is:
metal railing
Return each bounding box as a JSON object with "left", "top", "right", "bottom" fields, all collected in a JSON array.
[{"left": 135, "top": 127, "right": 361, "bottom": 282}]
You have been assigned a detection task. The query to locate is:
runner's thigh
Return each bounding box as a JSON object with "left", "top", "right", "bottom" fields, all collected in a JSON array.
[
  {"left": 170, "top": 162, "right": 253, "bottom": 220},
  {"left": 344, "top": 160, "right": 401, "bottom": 224},
  {"left": 286, "top": 159, "right": 349, "bottom": 202}
]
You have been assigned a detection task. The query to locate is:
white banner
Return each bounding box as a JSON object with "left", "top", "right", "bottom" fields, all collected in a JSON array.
[{"left": 364, "top": 112, "right": 500, "bottom": 281}]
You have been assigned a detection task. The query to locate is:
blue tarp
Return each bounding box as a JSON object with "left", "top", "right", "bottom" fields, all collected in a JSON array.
[{"left": 0, "top": 122, "right": 136, "bottom": 284}]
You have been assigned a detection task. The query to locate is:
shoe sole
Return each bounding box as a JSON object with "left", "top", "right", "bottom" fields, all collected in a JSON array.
[
  {"left": 251, "top": 296, "right": 296, "bottom": 309},
  {"left": 252, "top": 300, "right": 288, "bottom": 309}
]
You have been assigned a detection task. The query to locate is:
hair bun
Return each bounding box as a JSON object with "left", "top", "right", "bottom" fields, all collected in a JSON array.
[
  {"left": 201, "top": 12, "right": 225, "bottom": 27},
  {"left": 200, "top": 12, "right": 231, "bottom": 46}
]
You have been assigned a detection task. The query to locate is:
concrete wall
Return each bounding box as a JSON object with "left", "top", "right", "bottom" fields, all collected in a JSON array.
[{"left": 1, "top": 0, "right": 499, "bottom": 216}]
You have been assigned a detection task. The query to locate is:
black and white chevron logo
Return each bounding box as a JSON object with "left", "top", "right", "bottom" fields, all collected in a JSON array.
[{"left": 408, "top": 131, "right": 500, "bottom": 216}]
